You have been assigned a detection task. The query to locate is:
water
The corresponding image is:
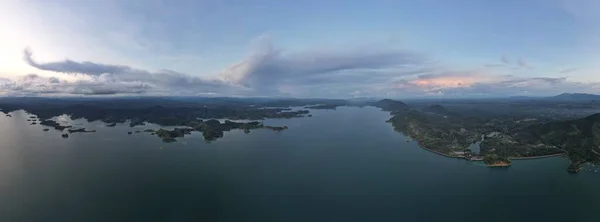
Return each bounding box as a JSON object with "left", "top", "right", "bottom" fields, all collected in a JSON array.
[{"left": 0, "top": 107, "right": 599, "bottom": 222}]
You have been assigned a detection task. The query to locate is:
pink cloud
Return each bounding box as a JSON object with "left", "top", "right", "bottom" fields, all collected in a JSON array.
[{"left": 394, "top": 70, "right": 503, "bottom": 91}]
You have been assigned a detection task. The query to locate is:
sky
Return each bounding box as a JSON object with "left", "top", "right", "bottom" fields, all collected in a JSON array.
[{"left": 1, "top": 0, "right": 600, "bottom": 98}]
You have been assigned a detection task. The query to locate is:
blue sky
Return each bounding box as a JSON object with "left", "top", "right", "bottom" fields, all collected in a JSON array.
[{"left": 1, "top": 0, "right": 599, "bottom": 98}]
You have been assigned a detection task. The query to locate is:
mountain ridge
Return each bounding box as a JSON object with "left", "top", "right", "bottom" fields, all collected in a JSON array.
[{"left": 548, "top": 93, "right": 600, "bottom": 101}]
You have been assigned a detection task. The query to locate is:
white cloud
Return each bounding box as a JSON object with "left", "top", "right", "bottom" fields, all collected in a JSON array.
[
  {"left": 2, "top": 35, "right": 600, "bottom": 98},
  {"left": 16, "top": 49, "right": 246, "bottom": 96},
  {"left": 501, "top": 55, "right": 510, "bottom": 64},
  {"left": 217, "top": 36, "right": 429, "bottom": 95},
  {"left": 391, "top": 69, "right": 600, "bottom": 97}
]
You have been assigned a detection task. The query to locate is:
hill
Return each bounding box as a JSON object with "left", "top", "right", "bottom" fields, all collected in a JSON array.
[
  {"left": 524, "top": 113, "right": 600, "bottom": 164},
  {"left": 372, "top": 99, "right": 409, "bottom": 112},
  {"left": 421, "top": 105, "right": 459, "bottom": 117},
  {"left": 548, "top": 93, "right": 600, "bottom": 101}
]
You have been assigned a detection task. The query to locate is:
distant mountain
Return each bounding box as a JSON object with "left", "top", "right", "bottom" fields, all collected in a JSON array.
[
  {"left": 373, "top": 99, "right": 409, "bottom": 112},
  {"left": 548, "top": 93, "right": 600, "bottom": 101},
  {"left": 507, "top": 96, "right": 539, "bottom": 100},
  {"left": 421, "top": 105, "right": 459, "bottom": 117}
]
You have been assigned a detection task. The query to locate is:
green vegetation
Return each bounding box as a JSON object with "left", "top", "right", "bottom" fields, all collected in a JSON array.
[
  {"left": 372, "top": 99, "right": 409, "bottom": 112},
  {"left": 567, "top": 163, "right": 581, "bottom": 173},
  {"left": 40, "top": 120, "right": 72, "bottom": 131},
  {"left": 305, "top": 104, "right": 343, "bottom": 110},
  {"left": 155, "top": 128, "right": 192, "bottom": 143},
  {"left": 483, "top": 154, "right": 511, "bottom": 167},
  {"left": 0, "top": 98, "right": 311, "bottom": 126},
  {"left": 4, "top": 96, "right": 600, "bottom": 173},
  {"left": 67, "top": 128, "right": 96, "bottom": 133},
  {"left": 381, "top": 99, "right": 600, "bottom": 172},
  {"left": 0, "top": 97, "right": 307, "bottom": 142},
  {"left": 153, "top": 119, "right": 288, "bottom": 142},
  {"left": 522, "top": 114, "right": 600, "bottom": 164}
]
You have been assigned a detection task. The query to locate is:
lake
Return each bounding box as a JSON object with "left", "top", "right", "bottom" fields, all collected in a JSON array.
[{"left": 0, "top": 107, "right": 599, "bottom": 222}]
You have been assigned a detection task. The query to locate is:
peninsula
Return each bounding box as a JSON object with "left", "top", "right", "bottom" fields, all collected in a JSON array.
[{"left": 379, "top": 97, "right": 600, "bottom": 172}]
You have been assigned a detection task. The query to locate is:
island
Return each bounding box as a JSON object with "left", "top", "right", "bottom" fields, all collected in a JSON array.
[
  {"left": 154, "top": 120, "right": 288, "bottom": 142},
  {"left": 0, "top": 97, "right": 316, "bottom": 142},
  {"left": 264, "top": 125, "right": 288, "bottom": 132},
  {"left": 67, "top": 128, "right": 96, "bottom": 133},
  {"left": 129, "top": 119, "right": 146, "bottom": 127},
  {"left": 304, "top": 104, "right": 343, "bottom": 110},
  {"left": 40, "top": 120, "right": 72, "bottom": 131},
  {"left": 0, "top": 97, "right": 316, "bottom": 141}
]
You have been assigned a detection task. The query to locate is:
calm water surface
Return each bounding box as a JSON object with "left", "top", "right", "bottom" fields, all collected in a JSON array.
[{"left": 0, "top": 107, "right": 598, "bottom": 222}]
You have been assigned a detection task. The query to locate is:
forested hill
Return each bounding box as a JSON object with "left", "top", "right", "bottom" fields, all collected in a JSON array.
[
  {"left": 372, "top": 99, "right": 409, "bottom": 112},
  {"left": 523, "top": 113, "right": 600, "bottom": 163}
]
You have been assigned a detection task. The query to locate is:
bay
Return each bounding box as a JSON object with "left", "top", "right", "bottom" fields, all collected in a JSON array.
[{"left": 0, "top": 107, "right": 598, "bottom": 222}]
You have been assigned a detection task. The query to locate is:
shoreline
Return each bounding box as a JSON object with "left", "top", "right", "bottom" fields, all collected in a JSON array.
[
  {"left": 413, "top": 139, "right": 564, "bottom": 163},
  {"left": 415, "top": 141, "right": 463, "bottom": 159},
  {"left": 508, "top": 153, "right": 565, "bottom": 160}
]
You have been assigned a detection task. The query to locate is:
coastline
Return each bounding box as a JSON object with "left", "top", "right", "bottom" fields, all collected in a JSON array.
[
  {"left": 415, "top": 141, "right": 463, "bottom": 159},
  {"left": 413, "top": 139, "right": 564, "bottom": 164},
  {"left": 487, "top": 162, "right": 511, "bottom": 167},
  {"left": 508, "top": 153, "right": 565, "bottom": 160}
]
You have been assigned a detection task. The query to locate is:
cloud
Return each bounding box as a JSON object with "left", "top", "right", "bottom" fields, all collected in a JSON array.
[
  {"left": 442, "top": 77, "right": 598, "bottom": 96},
  {"left": 485, "top": 64, "right": 504, "bottom": 68},
  {"left": 20, "top": 49, "right": 246, "bottom": 96},
  {"left": 559, "top": 68, "right": 578, "bottom": 74},
  {"left": 5, "top": 36, "right": 598, "bottom": 98},
  {"left": 1, "top": 74, "right": 66, "bottom": 95},
  {"left": 217, "top": 36, "right": 429, "bottom": 94},
  {"left": 517, "top": 57, "right": 528, "bottom": 68},
  {"left": 486, "top": 55, "right": 533, "bottom": 71},
  {"left": 501, "top": 55, "right": 510, "bottom": 64},
  {"left": 392, "top": 70, "right": 500, "bottom": 92},
  {"left": 390, "top": 69, "right": 600, "bottom": 97},
  {"left": 0, "top": 74, "right": 153, "bottom": 96},
  {"left": 24, "top": 48, "right": 130, "bottom": 76}
]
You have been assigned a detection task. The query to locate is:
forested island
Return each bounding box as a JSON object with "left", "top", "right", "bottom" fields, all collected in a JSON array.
[
  {"left": 0, "top": 97, "right": 313, "bottom": 142},
  {"left": 153, "top": 120, "right": 288, "bottom": 142}
]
